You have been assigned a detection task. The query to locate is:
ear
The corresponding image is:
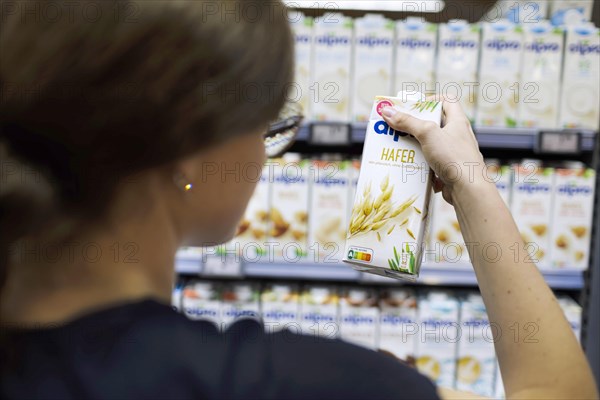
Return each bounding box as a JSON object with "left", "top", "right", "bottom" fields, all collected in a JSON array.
[{"left": 172, "top": 153, "right": 202, "bottom": 184}]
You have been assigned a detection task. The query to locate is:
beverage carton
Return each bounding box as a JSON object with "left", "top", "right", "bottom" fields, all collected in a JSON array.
[
  {"left": 477, "top": 20, "right": 523, "bottom": 128},
  {"left": 309, "top": 159, "right": 350, "bottom": 263},
  {"left": 456, "top": 295, "right": 497, "bottom": 397},
  {"left": 181, "top": 281, "right": 221, "bottom": 327},
  {"left": 339, "top": 287, "right": 379, "bottom": 349},
  {"left": 261, "top": 283, "right": 300, "bottom": 333},
  {"left": 510, "top": 162, "right": 554, "bottom": 268},
  {"left": 379, "top": 289, "right": 419, "bottom": 361},
  {"left": 436, "top": 20, "right": 481, "bottom": 122},
  {"left": 172, "top": 283, "right": 182, "bottom": 312},
  {"left": 299, "top": 285, "right": 339, "bottom": 338},
  {"left": 220, "top": 283, "right": 261, "bottom": 328},
  {"left": 395, "top": 17, "right": 438, "bottom": 96},
  {"left": 312, "top": 13, "right": 353, "bottom": 122},
  {"left": 348, "top": 159, "right": 361, "bottom": 220},
  {"left": 416, "top": 292, "right": 460, "bottom": 388},
  {"left": 233, "top": 164, "right": 270, "bottom": 260},
  {"left": 485, "top": 159, "right": 512, "bottom": 206},
  {"left": 429, "top": 193, "right": 468, "bottom": 264},
  {"left": 558, "top": 296, "right": 583, "bottom": 341},
  {"left": 518, "top": 21, "right": 564, "bottom": 128},
  {"left": 344, "top": 92, "right": 442, "bottom": 281},
  {"left": 495, "top": 362, "right": 506, "bottom": 399},
  {"left": 559, "top": 23, "right": 600, "bottom": 130},
  {"left": 483, "top": 1, "right": 548, "bottom": 23},
  {"left": 290, "top": 12, "right": 314, "bottom": 120},
  {"left": 550, "top": 167, "right": 596, "bottom": 269},
  {"left": 269, "top": 155, "right": 310, "bottom": 260},
  {"left": 550, "top": 1, "right": 594, "bottom": 26},
  {"left": 352, "top": 14, "right": 394, "bottom": 122}
]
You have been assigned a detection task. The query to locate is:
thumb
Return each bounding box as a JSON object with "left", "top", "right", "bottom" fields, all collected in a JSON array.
[{"left": 381, "top": 107, "right": 439, "bottom": 144}]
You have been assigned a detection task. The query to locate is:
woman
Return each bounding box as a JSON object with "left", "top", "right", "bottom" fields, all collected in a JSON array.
[{"left": 1, "top": 1, "right": 597, "bottom": 399}]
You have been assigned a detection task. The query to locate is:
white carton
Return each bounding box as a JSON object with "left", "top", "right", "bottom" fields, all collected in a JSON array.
[
  {"left": 348, "top": 159, "right": 361, "bottom": 221},
  {"left": 269, "top": 156, "right": 310, "bottom": 259},
  {"left": 379, "top": 289, "right": 419, "bottom": 361},
  {"left": 510, "top": 163, "right": 555, "bottom": 268},
  {"left": 344, "top": 93, "right": 441, "bottom": 280},
  {"left": 395, "top": 18, "right": 438, "bottom": 97},
  {"left": 483, "top": 1, "right": 548, "bottom": 23},
  {"left": 299, "top": 286, "right": 339, "bottom": 338},
  {"left": 477, "top": 20, "right": 523, "bottom": 128},
  {"left": 429, "top": 193, "right": 468, "bottom": 264},
  {"left": 436, "top": 20, "right": 481, "bottom": 122},
  {"left": 550, "top": 167, "right": 596, "bottom": 269},
  {"left": 339, "top": 288, "right": 379, "bottom": 349},
  {"left": 312, "top": 13, "right": 353, "bottom": 122},
  {"left": 416, "top": 292, "right": 460, "bottom": 388},
  {"left": 352, "top": 14, "right": 394, "bottom": 122},
  {"left": 308, "top": 160, "right": 350, "bottom": 263},
  {"left": 456, "top": 295, "right": 497, "bottom": 397},
  {"left": 550, "top": 1, "right": 594, "bottom": 26},
  {"left": 559, "top": 24, "right": 600, "bottom": 130},
  {"left": 220, "top": 283, "right": 261, "bottom": 328},
  {"left": 518, "top": 21, "right": 564, "bottom": 128},
  {"left": 495, "top": 362, "right": 506, "bottom": 399},
  {"left": 485, "top": 160, "right": 512, "bottom": 206},
  {"left": 261, "top": 283, "right": 300, "bottom": 333},
  {"left": 558, "top": 296, "right": 583, "bottom": 341},
  {"left": 290, "top": 12, "right": 314, "bottom": 120},
  {"left": 233, "top": 164, "right": 270, "bottom": 259},
  {"left": 181, "top": 281, "right": 221, "bottom": 327},
  {"left": 172, "top": 283, "right": 182, "bottom": 312}
]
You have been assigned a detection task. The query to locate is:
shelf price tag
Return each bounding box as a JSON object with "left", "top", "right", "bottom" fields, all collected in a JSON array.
[
  {"left": 309, "top": 123, "right": 351, "bottom": 146},
  {"left": 203, "top": 255, "right": 243, "bottom": 278},
  {"left": 537, "top": 131, "right": 581, "bottom": 154}
]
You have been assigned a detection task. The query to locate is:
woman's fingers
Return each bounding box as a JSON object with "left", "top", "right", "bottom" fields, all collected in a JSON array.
[{"left": 381, "top": 107, "right": 440, "bottom": 144}]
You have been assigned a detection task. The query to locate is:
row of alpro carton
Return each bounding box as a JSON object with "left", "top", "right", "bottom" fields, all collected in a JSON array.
[
  {"left": 292, "top": 13, "right": 599, "bottom": 130},
  {"left": 173, "top": 281, "right": 582, "bottom": 398},
  {"left": 429, "top": 160, "right": 596, "bottom": 270}
]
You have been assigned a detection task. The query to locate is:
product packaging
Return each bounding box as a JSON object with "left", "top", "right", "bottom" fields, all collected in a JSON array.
[
  {"left": 299, "top": 285, "right": 340, "bottom": 338},
  {"left": 344, "top": 92, "right": 441, "bottom": 281},
  {"left": 518, "top": 21, "right": 564, "bottom": 128},
  {"left": 312, "top": 13, "right": 353, "bottom": 122},
  {"left": 290, "top": 12, "right": 314, "bottom": 120},
  {"left": 339, "top": 287, "right": 379, "bottom": 349},
  {"left": 436, "top": 20, "right": 481, "bottom": 122},
  {"left": 181, "top": 281, "right": 222, "bottom": 327},
  {"left": 429, "top": 193, "right": 468, "bottom": 264},
  {"left": 550, "top": 1, "right": 594, "bottom": 26},
  {"left": 550, "top": 166, "right": 596, "bottom": 269},
  {"left": 220, "top": 283, "right": 261, "bottom": 327},
  {"left": 395, "top": 17, "right": 438, "bottom": 96},
  {"left": 379, "top": 289, "right": 419, "bottom": 361},
  {"left": 558, "top": 296, "right": 583, "bottom": 341},
  {"left": 352, "top": 14, "right": 394, "bottom": 122},
  {"left": 261, "top": 283, "right": 301, "bottom": 333},
  {"left": 559, "top": 23, "right": 600, "bottom": 130},
  {"left": 477, "top": 20, "right": 523, "bottom": 127}
]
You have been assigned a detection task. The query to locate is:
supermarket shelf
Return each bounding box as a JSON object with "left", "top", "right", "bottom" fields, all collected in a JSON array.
[
  {"left": 296, "top": 123, "right": 598, "bottom": 151},
  {"left": 175, "top": 257, "right": 584, "bottom": 289}
]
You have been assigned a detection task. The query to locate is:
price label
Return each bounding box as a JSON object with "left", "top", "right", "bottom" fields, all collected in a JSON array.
[
  {"left": 309, "top": 123, "right": 351, "bottom": 146},
  {"left": 203, "top": 256, "right": 243, "bottom": 277},
  {"left": 537, "top": 131, "right": 581, "bottom": 154}
]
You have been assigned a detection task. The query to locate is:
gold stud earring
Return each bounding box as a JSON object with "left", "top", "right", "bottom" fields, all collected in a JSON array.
[{"left": 174, "top": 173, "right": 193, "bottom": 193}]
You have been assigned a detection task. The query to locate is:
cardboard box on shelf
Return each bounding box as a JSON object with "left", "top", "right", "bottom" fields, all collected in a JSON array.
[
  {"left": 289, "top": 12, "right": 314, "bottom": 120},
  {"left": 181, "top": 281, "right": 222, "bottom": 327},
  {"left": 299, "top": 285, "right": 340, "bottom": 338},
  {"left": 339, "top": 287, "right": 379, "bottom": 349},
  {"left": 379, "top": 289, "right": 419, "bottom": 361},
  {"left": 220, "top": 283, "right": 261, "bottom": 327},
  {"left": 261, "top": 283, "right": 301, "bottom": 333}
]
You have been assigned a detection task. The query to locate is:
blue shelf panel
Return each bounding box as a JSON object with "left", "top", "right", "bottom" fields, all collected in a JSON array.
[{"left": 175, "top": 258, "right": 584, "bottom": 290}]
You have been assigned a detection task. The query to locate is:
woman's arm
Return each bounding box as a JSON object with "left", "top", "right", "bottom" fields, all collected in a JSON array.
[{"left": 381, "top": 100, "right": 599, "bottom": 399}]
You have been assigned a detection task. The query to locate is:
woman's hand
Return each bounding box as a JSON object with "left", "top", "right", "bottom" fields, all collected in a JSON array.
[{"left": 381, "top": 98, "right": 489, "bottom": 205}]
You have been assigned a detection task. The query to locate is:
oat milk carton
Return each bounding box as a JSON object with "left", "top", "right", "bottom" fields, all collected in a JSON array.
[
  {"left": 339, "top": 287, "right": 379, "bottom": 349},
  {"left": 550, "top": 1, "right": 594, "bottom": 26},
  {"left": 269, "top": 155, "right": 310, "bottom": 260},
  {"left": 312, "top": 13, "right": 353, "bottom": 122},
  {"left": 299, "top": 286, "right": 339, "bottom": 338},
  {"left": 348, "top": 159, "right": 361, "bottom": 220},
  {"left": 379, "top": 289, "right": 419, "bottom": 361},
  {"left": 181, "top": 281, "right": 221, "bottom": 327},
  {"left": 483, "top": 1, "right": 548, "bottom": 23},
  {"left": 416, "top": 292, "right": 460, "bottom": 388},
  {"left": 395, "top": 17, "right": 438, "bottom": 96},
  {"left": 344, "top": 92, "right": 442, "bottom": 281},
  {"left": 558, "top": 296, "right": 583, "bottom": 341},
  {"left": 309, "top": 159, "right": 350, "bottom": 263},
  {"left": 559, "top": 23, "right": 600, "bottom": 130},
  {"left": 518, "top": 21, "right": 564, "bottom": 128},
  {"left": 511, "top": 162, "right": 554, "bottom": 268},
  {"left": 477, "top": 20, "right": 523, "bottom": 128},
  {"left": 261, "top": 283, "right": 300, "bottom": 333},
  {"left": 485, "top": 159, "right": 512, "bottom": 206},
  {"left": 352, "top": 14, "right": 394, "bottom": 122},
  {"left": 220, "top": 283, "right": 261, "bottom": 328},
  {"left": 290, "top": 12, "right": 314, "bottom": 120},
  {"left": 436, "top": 20, "right": 481, "bottom": 123},
  {"left": 234, "top": 164, "right": 270, "bottom": 260},
  {"left": 550, "top": 166, "right": 596, "bottom": 269},
  {"left": 456, "top": 295, "right": 497, "bottom": 397},
  {"left": 429, "top": 193, "right": 468, "bottom": 264}
]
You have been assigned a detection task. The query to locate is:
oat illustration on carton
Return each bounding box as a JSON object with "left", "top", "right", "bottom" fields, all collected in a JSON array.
[{"left": 343, "top": 92, "right": 441, "bottom": 281}]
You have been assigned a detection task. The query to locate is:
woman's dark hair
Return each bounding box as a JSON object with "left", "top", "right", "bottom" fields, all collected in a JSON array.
[{"left": 0, "top": 0, "right": 294, "bottom": 288}]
